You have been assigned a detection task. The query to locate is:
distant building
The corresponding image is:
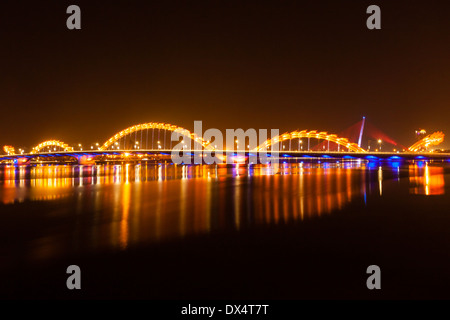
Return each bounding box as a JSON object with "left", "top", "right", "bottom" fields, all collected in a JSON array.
[{"left": 415, "top": 129, "right": 427, "bottom": 141}]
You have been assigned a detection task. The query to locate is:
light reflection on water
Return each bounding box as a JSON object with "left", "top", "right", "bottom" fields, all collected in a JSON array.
[
  {"left": 409, "top": 162, "right": 445, "bottom": 195},
  {"left": 0, "top": 161, "right": 447, "bottom": 261},
  {"left": 0, "top": 161, "right": 369, "bottom": 204}
]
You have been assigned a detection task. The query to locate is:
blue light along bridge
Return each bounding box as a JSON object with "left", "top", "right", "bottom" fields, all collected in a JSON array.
[{"left": 1, "top": 150, "right": 450, "bottom": 166}]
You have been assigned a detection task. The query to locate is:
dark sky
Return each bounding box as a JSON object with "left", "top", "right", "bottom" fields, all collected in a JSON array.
[{"left": 1, "top": 0, "right": 450, "bottom": 149}]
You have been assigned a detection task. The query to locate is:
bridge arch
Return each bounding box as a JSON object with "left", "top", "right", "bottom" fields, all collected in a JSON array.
[
  {"left": 256, "top": 130, "right": 367, "bottom": 153},
  {"left": 31, "top": 140, "right": 74, "bottom": 154},
  {"left": 99, "top": 122, "right": 212, "bottom": 151},
  {"left": 408, "top": 131, "right": 444, "bottom": 152},
  {"left": 3, "top": 145, "right": 15, "bottom": 155}
]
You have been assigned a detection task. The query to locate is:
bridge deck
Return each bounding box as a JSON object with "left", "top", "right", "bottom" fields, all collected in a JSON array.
[{"left": 1, "top": 149, "right": 450, "bottom": 162}]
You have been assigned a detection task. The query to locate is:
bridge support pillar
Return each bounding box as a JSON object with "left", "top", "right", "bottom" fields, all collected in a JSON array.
[
  {"left": 14, "top": 157, "right": 31, "bottom": 165},
  {"left": 77, "top": 155, "right": 96, "bottom": 165}
]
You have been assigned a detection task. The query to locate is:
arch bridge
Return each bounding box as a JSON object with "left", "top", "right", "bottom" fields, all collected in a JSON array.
[
  {"left": 99, "top": 122, "right": 212, "bottom": 151},
  {"left": 0, "top": 121, "right": 448, "bottom": 164},
  {"left": 256, "top": 130, "right": 366, "bottom": 153}
]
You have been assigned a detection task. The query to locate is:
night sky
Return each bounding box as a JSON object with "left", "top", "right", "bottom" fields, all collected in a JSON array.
[{"left": 1, "top": 1, "right": 449, "bottom": 149}]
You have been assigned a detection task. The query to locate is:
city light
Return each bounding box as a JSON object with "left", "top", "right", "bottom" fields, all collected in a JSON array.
[
  {"left": 409, "top": 131, "right": 445, "bottom": 152},
  {"left": 1, "top": 123, "right": 446, "bottom": 164},
  {"left": 30, "top": 140, "right": 74, "bottom": 154},
  {"left": 257, "top": 129, "right": 366, "bottom": 153},
  {"left": 98, "top": 122, "right": 211, "bottom": 151}
]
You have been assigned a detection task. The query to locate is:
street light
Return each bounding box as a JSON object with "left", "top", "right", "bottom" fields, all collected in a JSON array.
[{"left": 378, "top": 139, "right": 382, "bottom": 151}]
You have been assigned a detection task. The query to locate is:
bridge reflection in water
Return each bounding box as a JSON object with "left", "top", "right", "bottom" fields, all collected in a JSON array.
[
  {"left": 0, "top": 161, "right": 446, "bottom": 257},
  {"left": 409, "top": 163, "right": 445, "bottom": 195}
]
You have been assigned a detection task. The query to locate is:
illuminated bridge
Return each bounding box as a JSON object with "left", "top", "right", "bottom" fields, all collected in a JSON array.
[{"left": 1, "top": 121, "right": 448, "bottom": 165}]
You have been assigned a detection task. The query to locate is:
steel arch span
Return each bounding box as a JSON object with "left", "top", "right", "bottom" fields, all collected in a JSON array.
[
  {"left": 408, "top": 131, "right": 444, "bottom": 152},
  {"left": 31, "top": 140, "right": 74, "bottom": 154},
  {"left": 256, "top": 130, "right": 367, "bottom": 152},
  {"left": 100, "top": 122, "right": 212, "bottom": 151},
  {"left": 3, "top": 145, "right": 15, "bottom": 155}
]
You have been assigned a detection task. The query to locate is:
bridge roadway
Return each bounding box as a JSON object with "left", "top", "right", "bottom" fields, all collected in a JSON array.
[{"left": 1, "top": 149, "right": 450, "bottom": 164}]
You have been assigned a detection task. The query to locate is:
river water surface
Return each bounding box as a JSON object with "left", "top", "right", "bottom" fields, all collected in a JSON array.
[{"left": 1, "top": 160, "right": 450, "bottom": 299}]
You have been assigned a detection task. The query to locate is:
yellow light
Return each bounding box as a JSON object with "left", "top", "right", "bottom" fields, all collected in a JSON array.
[
  {"left": 30, "top": 140, "right": 74, "bottom": 154},
  {"left": 98, "top": 122, "right": 213, "bottom": 151},
  {"left": 408, "top": 131, "right": 445, "bottom": 152},
  {"left": 255, "top": 130, "right": 366, "bottom": 153}
]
